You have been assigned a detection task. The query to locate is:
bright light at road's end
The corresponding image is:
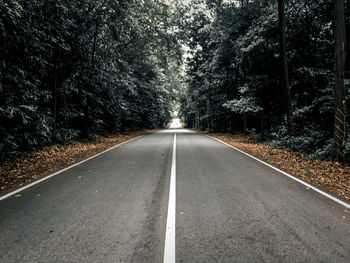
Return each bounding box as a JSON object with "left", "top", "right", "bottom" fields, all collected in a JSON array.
[{"left": 170, "top": 118, "right": 182, "bottom": 128}]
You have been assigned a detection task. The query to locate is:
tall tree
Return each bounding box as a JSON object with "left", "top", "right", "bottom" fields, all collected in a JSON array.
[
  {"left": 333, "top": 0, "right": 346, "bottom": 161},
  {"left": 0, "top": 0, "right": 182, "bottom": 160},
  {"left": 277, "top": 0, "right": 294, "bottom": 135}
]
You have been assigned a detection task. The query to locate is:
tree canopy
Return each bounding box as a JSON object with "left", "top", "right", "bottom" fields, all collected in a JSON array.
[
  {"left": 179, "top": 0, "right": 350, "bottom": 161},
  {"left": 0, "top": 0, "right": 185, "bottom": 160},
  {"left": 1, "top": 0, "right": 350, "bottom": 161}
]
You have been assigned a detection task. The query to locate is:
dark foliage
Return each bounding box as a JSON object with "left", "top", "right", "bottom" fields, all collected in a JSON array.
[
  {"left": 179, "top": 0, "right": 350, "bottom": 161},
  {"left": 0, "top": 0, "right": 184, "bottom": 160}
]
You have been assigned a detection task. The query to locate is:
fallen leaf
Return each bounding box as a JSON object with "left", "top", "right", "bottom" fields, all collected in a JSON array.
[
  {"left": 206, "top": 131, "right": 350, "bottom": 202},
  {"left": 1, "top": 130, "right": 157, "bottom": 192}
]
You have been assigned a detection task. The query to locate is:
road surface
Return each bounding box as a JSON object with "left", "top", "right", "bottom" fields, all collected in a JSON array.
[{"left": 1, "top": 122, "right": 350, "bottom": 262}]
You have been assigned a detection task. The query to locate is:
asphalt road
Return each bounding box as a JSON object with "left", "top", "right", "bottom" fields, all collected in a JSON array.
[{"left": 1, "top": 123, "right": 350, "bottom": 262}]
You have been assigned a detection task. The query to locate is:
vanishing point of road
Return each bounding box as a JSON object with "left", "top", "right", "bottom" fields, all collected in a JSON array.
[{"left": 1, "top": 119, "right": 350, "bottom": 262}]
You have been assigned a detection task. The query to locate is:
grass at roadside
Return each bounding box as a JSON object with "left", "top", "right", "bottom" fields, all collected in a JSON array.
[
  {"left": 196, "top": 130, "right": 350, "bottom": 202},
  {"left": 0, "top": 130, "right": 158, "bottom": 192}
]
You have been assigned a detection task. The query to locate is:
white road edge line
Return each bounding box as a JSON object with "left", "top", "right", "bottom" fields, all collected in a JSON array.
[
  {"left": 205, "top": 134, "right": 350, "bottom": 209},
  {"left": 0, "top": 135, "right": 145, "bottom": 201},
  {"left": 163, "top": 132, "right": 176, "bottom": 263}
]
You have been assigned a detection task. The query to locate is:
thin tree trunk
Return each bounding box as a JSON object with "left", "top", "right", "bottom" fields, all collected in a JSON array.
[
  {"left": 52, "top": 1, "right": 58, "bottom": 132},
  {"left": 333, "top": 0, "right": 346, "bottom": 161},
  {"left": 261, "top": 111, "right": 264, "bottom": 139},
  {"left": 278, "top": 0, "right": 295, "bottom": 135},
  {"left": 243, "top": 115, "right": 247, "bottom": 135},
  {"left": 91, "top": 19, "right": 100, "bottom": 68},
  {"left": 208, "top": 93, "right": 214, "bottom": 132},
  {"left": 53, "top": 62, "right": 58, "bottom": 131},
  {"left": 83, "top": 17, "right": 100, "bottom": 138}
]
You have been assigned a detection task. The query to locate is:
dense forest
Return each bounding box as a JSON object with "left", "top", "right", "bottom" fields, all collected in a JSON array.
[
  {"left": 180, "top": 0, "right": 350, "bottom": 161},
  {"left": 1, "top": 0, "right": 349, "bottom": 162},
  {"left": 0, "top": 0, "right": 186, "bottom": 160}
]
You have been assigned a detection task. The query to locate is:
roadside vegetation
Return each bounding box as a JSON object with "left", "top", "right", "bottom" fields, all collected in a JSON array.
[
  {"left": 179, "top": 0, "right": 350, "bottom": 162},
  {"left": 2, "top": 0, "right": 350, "bottom": 198},
  {"left": 0, "top": 130, "right": 157, "bottom": 191},
  {"left": 0, "top": 0, "right": 184, "bottom": 162},
  {"left": 201, "top": 131, "right": 350, "bottom": 201}
]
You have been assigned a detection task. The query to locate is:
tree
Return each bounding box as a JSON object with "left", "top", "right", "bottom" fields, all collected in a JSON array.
[
  {"left": 223, "top": 83, "right": 263, "bottom": 134},
  {"left": 277, "top": 0, "right": 294, "bottom": 135},
  {"left": 333, "top": 0, "right": 346, "bottom": 161},
  {"left": 0, "top": 0, "right": 183, "bottom": 160},
  {"left": 180, "top": 0, "right": 349, "bottom": 161}
]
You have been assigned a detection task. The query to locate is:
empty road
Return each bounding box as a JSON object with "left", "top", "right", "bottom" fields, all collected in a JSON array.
[{"left": 1, "top": 122, "right": 350, "bottom": 262}]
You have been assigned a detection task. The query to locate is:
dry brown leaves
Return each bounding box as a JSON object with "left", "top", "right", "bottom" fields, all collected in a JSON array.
[
  {"left": 4, "top": 128, "right": 349, "bottom": 203},
  {"left": 206, "top": 132, "right": 350, "bottom": 201},
  {"left": 0, "top": 130, "right": 157, "bottom": 192}
]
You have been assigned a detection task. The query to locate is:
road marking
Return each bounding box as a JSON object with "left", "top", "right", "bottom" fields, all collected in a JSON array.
[
  {"left": 164, "top": 132, "right": 176, "bottom": 263},
  {"left": 0, "top": 135, "right": 144, "bottom": 201},
  {"left": 206, "top": 134, "right": 350, "bottom": 209}
]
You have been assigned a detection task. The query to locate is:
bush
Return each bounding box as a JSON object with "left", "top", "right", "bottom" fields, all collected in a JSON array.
[{"left": 267, "top": 125, "right": 332, "bottom": 160}]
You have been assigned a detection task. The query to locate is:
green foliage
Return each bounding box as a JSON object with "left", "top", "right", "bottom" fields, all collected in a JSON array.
[
  {"left": 180, "top": 0, "right": 350, "bottom": 161},
  {"left": 0, "top": 0, "right": 183, "bottom": 160},
  {"left": 2, "top": 0, "right": 350, "bottom": 162},
  {"left": 269, "top": 125, "right": 332, "bottom": 159},
  {"left": 223, "top": 85, "right": 262, "bottom": 115}
]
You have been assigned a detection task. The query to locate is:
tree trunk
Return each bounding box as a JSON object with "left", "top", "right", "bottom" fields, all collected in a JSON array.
[
  {"left": 278, "top": 0, "right": 295, "bottom": 135},
  {"left": 229, "top": 113, "right": 234, "bottom": 133},
  {"left": 261, "top": 111, "right": 264, "bottom": 139},
  {"left": 333, "top": 0, "right": 346, "bottom": 161},
  {"left": 208, "top": 93, "right": 214, "bottom": 132},
  {"left": 52, "top": 0, "right": 58, "bottom": 132},
  {"left": 82, "top": 17, "right": 100, "bottom": 139},
  {"left": 243, "top": 115, "right": 247, "bottom": 135},
  {"left": 53, "top": 61, "right": 58, "bottom": 131}
]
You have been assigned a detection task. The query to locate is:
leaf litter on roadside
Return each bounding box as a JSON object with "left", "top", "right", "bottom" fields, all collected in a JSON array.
[
  {"left": 206, "top": 132, "right": 350, "bottom": 202},
  {"left": 0, "top": 130, "right": 157, "bottom": 192}
]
